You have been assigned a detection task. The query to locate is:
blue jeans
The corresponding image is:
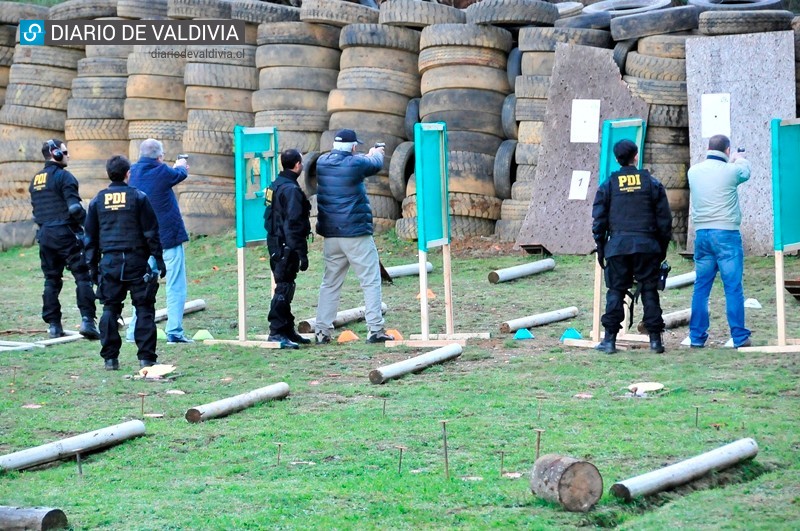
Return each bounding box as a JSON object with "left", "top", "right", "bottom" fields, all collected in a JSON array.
[
  {"left": 126, "top": 244, "right": 188, "bottom": 340},
  {"left": 689, "top": 229, "right": 750, "bottom": 347}
]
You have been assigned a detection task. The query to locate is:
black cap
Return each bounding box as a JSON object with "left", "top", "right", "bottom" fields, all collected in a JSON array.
[{"left": 334, "top": 129, "right": 363, "bottom": 144}]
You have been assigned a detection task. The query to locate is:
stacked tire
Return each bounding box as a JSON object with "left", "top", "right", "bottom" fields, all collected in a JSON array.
[
  {"left": 65, "top": 42, "right": 133, "bottom": 201},
  {"left": 395, "top": 23, "right": 514, "bottom": 241},
  {"left": 0, "top": 24, "right": 12, "bottom": 108}
]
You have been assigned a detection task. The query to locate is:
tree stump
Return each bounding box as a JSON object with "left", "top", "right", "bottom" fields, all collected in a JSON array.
[{"left": 529, "top": 454, "right": 603, "bottom": 512}]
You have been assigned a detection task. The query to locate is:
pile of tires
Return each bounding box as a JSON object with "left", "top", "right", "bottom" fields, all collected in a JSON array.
[
  {"left": 65, "top": 41, "right": 133, "bottom": 201},
  {"left": 395, "top": 23, "right": 513, "bottom": 241},
  {"left": 0, "top": 24, "right": 12, "bottom": 108}
]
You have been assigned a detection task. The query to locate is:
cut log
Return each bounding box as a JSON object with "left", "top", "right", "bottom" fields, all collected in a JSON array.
[
  {"left": 665, "top": 271, "right": 695, "bottom": 290},
  {"left": 638, "top": 308, "right": 690, "bottom": 333},
  {"left": 611, "top": 438, "right": 759, "bottom": 501},
  {"left": 385, "top": 261, "right": 433, "bottom": 278},
  {"left": 298, "top": 302, "right": 388, "bottom": 333},
  {"left": 369, "top": 343, "right": 462, "bottom": 384},
  {"left": 185, "top": 382, "right": 290, "bottom": 423},
  {"left": 500, "top": 306, "right": 579, "bottom": 333},
  {"left": 530, "top": 454, "right": 603, "bottom": 512},
  {"left": 0, "top": 420, "right": 145, "bottom": 472},
  {"left": 0, "top": 506, "right": 67, "bottom": 531},
  {"left": 120, "top": 299, "right": 206, "bottom": 327},
  {"left": 488, "top": 258, "right": 555, "bottom": 284}
]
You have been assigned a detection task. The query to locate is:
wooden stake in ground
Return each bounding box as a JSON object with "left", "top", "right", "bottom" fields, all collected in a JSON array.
[
  {"left": 395, "top": 445, "right": 406, "bottom": 473},
  {"left": 0, "top": 506, "right": 68, "bottom": 531},
  {"left": 275, "top": 443, "right": 283, "bottom": 466},
  {"left": 611, "top": 438, "right": 759, "bottom": 501},
  {"left": 0, "top": 420, "right": 145, "bottom": 472},
  {"left": 488, "top": 258, "right": 555, "bottom": 284},
  {"left": 440, "top": 420, "right": 450, "bottom": 480},
  {"left": 369, "top": 344, "right": 463, "bottom": 384},
  {"left": 185, "top": 382, "right": 290, "bottom": 423},
  {"left": 534, "top": 428, "right": 545, "bottom": 460},
  {"left": 500, "top": 307, "right": 579, "bottom": 333},
  {"left": 530, "top": 454, "right": 604, "bottom": 512}
]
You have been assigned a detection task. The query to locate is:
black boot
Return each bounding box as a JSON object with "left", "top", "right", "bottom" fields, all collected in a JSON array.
[
  {"left": 595, "top": 332, "right": 617, "bottom": 354},
  {"left": 48, "top": 322, "right": 65, "bottom": 338},
  {"left": 649, "top": 332, "right": 665, "bottom": 353},
  {"left": 80, "top": 316, "right": 101, "bottom": 340}
]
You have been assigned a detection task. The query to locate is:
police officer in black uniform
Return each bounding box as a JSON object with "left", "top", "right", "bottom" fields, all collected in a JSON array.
[
  {"left": 29, "top": 139, "right": 100, "bottom": 339},
  {"left": 84, "top": 155, "right": 165, "bottom": 370},
  {"left": 265, "top": 149, "right": 312, "bottom": 349},
  {"left": 592, "top": 139, "right": 673, "bottom": 354}
]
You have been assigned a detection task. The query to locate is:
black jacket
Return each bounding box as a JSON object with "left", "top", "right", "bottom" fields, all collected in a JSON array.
[
  {"left": 29, "top": 161, "right": 85, "bottom": 229},
  {"left": 264, "top": 169, "right": 311, "bottom": 256}
]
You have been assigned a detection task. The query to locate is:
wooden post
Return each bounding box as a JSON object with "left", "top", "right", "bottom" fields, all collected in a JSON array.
[
  {"left": 637, "top": 308, "right": 691, "bottom": 334},
  {"left": 0, "top": 507, "right": 68, "bottom": 531},
  {"left": 385, "top": 262, "right": 433, "bottom": 278},
  {"left": 185, "top": 382, "right": 290, "bottom": 423},
  {"left": 776, "top": 251, "right": 786, "bottom": 346},
  {"left": 611, "top": 438, "right": 759, "bottom": 501},
  {"left": 442, "top": 243, "right": 454, "bottom": 335},
  {"left": 500, "top": 307, "right": 579, "bottom": 333},
  {"left": 665, "top": 271, "right": 696, "bottom": 290},
  {"left": 0, "top": 420, "right": 145, "bottom": 472},
  {"left": 488, "top": 258, "right": 555, "bottom": 284},
  {"left": 297, "top": 303, "right": 388, "bottom": 334},
  {"left": 529, "top": 454, "right": 603, "bottom": 512},
  {"left": 419, "top": 250, "right": 430, "bottom": 340},
  {"left": 369, "top": 344, "right": 462, "bottom": 384},
  {"left": 237, "top": 247, "right": 246, "bottom": 342},
  {"left": 592, "top": 261, "right": 602, "bottom": 342}
]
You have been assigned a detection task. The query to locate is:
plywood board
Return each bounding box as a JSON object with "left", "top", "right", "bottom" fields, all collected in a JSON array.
[
  {"left": 685, "top": 31, "right": 796, "bottom": 256},
  {"left": 516, "top": 44, "right": 649, "bottom": 254}
]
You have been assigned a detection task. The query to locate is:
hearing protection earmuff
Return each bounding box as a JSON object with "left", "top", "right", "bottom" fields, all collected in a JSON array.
[{"left": 47, "top": 139, "right": 64, "bottom": 162}]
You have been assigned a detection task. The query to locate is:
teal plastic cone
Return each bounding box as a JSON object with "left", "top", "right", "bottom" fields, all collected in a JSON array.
[
  {"left": 559, "top": 328, "right": 582, "bottom": 342},
  {"left": 192, "top": 329, "right": 214, "bottom": 340},
  {"left": 156, "top": 328, "right": 167, "bottom": 339},
  {"left": 514, "top": 329, "right": 534, "bottom": 340}
]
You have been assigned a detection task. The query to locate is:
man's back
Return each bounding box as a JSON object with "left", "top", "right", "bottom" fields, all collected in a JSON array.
[
  {"left": 129, "top": 157, "right": 188, "bottom": 248},
  {"left": 688, "top": 155, "right": 751, "bottom": 231}
]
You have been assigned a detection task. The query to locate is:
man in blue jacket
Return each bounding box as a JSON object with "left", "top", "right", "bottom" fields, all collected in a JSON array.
[
  {"left": 314, "top": 129, "right": 393, "bottom": 344},
  {"left": 125, "top": 138, "right": 193, "bottom": 344}
]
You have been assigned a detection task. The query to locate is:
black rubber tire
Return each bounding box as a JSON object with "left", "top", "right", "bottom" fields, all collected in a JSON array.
[
  {"left": 4, "top": 84, "right": 71, "bottom": 111},
  {"left": 379, "top": 0, "right": 467, "bottom": 28},
  {"left": 277, "top": 131, "right": 321, "bottom": 154},
  {"left": 611, "top": 6, "right": 699, "bottom": 41},
  {"left": 182, "top": 45, "right": 256, "bottom": 68},
  {"left": 300, "top": 0, "right": 379, "bottom": 27},
  {"left": 49, "top": 0, "right": 118, "bottom": 20},
  {"left": 514, "top": 75, "right": 550, "bottom": 99},
  {"left": 647, "top": 163, "right": 687, "bottom": 188},
  {"left": 666, "top": 188, "right": 689, "bottom": 210},
  {"left": 338, "top": 67, "right": 420, "bottom": 98},
  {"left": 446, "top": 131, "right": 503, "bottom": 155},
  {"left": 422, "top": 110, "right": 503, "bottom": 138},
  {"left": 330, "top": 110, "right": 406, "bottom": 139},
  {"left": 298, "top": 151, "right": 321, "bottom": 196},
  {"left": 85, "top": 44, "right": 134, "bottom": 59},
  {"left": 256, "top": 44, "right": 340, "bottom": 69},
  {"left": 698, "top": 9, "right": 793, "bottom": 35},
  {"left": 128, "top": 120, "right": 187, "bottom": 140},
  {"left": 125, "top": 97, "right": 188, "bottom": 120},
  {"left": 0, "top": 2, "right": 48, "bottom": 24},
  {"left": 127, "top": 52, "right": 186, "bottom": 76},
  {"left": 67, "top": 97, "right": 126, "bottom": 119},
  {"left": 493, "top": 218, "right": 523, "bottom": 242},
  {"left": 260, "top": 66, "right": 339, "bottom": 91},
  {"left": 116, "top": 0, "right": 169, "bottom": 19},
  {"left": 502, "top": 93, "right": 518, "bottom": 140},
  {"left": 511, "top": 179, "right": 534, "bottom": 201},
  {"left": 500, "top": 199, "right": 530, "bottom": 221},
  {"left": 72, "top": 77, "right": 128, "bottom": 99},
  {"left": 493, "top": 139, "right": 517, "bottom": 200},
  {"left": 395, "top": 215, "right": 496, "bottom": 241},
  {"left": 8, "top": 64, "right": 76, "bottom": 90},
  {"left": 404, "top": 98, "right": 420, "bottom": 140},
  {"left": 418, "top": 46, "right": 508, "bottom": 74},
  {"left": 625, "top": 51, "right": 686, "bottom": 81},
  {"left": 518, "top": 26, "right": 613, "bottom": 52},
  {"left": 402, "top": 192, "right": 502, "bottom": 220},
  {"left": 515, "top": 98, "right": 547, "bottom": 122},
  {"left": 507, "top": 47, "right": 522, "bottom": 89},
  {"left": 687, "top": 0, "right": 784, "bottom": 12},
  {"left": 421, "top": 65, "right": 510, "bottom": 95},
  {"left": 0, "top": 104, "right": 66, "bottom": 131},
  {"left": 257, "top": 22, "right": 341, "bottom": 49},
  {"left": 420, "top": 88, "right": 505, "bottom": 117},
  {"left": 127, "top": 74, "right": 186, "bottom": 101},
  {"left": 65, "top": 118, "right": 128, "bottom": 140},
  {"left": 583, "top": 0, "right": 671, "bottom": 17},
  {"left": 646, "top": 126, "right": 689, "bottom": 145},
  {"left": 255, "top": 110, "right": 330, "bottom": 131},
  {"left": 420, "top": 23, "right": 513, "bottom": 53},
  {"left": 644, "top": 142, "right": 689, "bottom": 163},
  {"left": 648, "top": 104, "right": 689, "bottom": 128},
  {"left": 369, "top": 194, "right": 401, "bottom": 219},
  {"left": 521, "top": 51, "right": 555, "bottom": 77},
  {"left": 466, "top": 0, "right": 560, "bottom": 28},
  {"left": 636, "top": 32, "right": 695, "bottom": 59},
  {"left": 340, "top": 47, "right": 419, "bottom": 75},
  {"left": 515, "top": 143, "right": 540, "bottom": 166},
  {"left": 77, "top": 57, "right": 128, "bottom": 77},
  {"left": 185, "top": 87, "right": 251, "bottom": 113},
  {"left": 554, "top": 12, "right": 612, "bottom": 29},
  {"left": 186, "top": 110, "right": 253, "bottom": 131},
  {"left": 167, "top": 0, "right": 231, "bottom": 19},
  {"left": 184, "top": 63, "right": 258, "bottom": 90},
  {"left": 339, "top": 23, "right": 420, "bottom": 52},
  {"left": 613, "top": 38, "right": 638, "bottom": 73},
  {"left": 230, "top": 0, "right": 299, "bottom": 23},
  {"left": 328, "top": 88, "right": 409, "bottom": 117},
  {"left": 182, "top": 129, "right": 233, "bottom": 156},
  {"left": 517, "top": 122, "right": 544, "bottom": 144},
  {"left": 623, "top": 75, "right": 687, "bottom": 105},
  {"left": 389, "top": 141, "right": 415, "bottom": 202}
]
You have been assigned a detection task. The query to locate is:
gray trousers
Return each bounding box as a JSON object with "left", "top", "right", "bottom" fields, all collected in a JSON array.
[{"left": 315, "top": 235, "right": 384, "bottom": 336}]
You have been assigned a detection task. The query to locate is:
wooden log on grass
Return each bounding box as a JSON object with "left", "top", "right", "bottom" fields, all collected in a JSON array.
[
  {"left": 530, "top": 454, "right": 603, "bottom": 512},
  {"left": 665, "top": 271, "right": 696, "bottom": 290},
  {"left": 637, "top": 308, "right": 691, "bottom": 334},
  {"left": 500, "top": 306, "right": 578, "bottom": 333},
  {"left": 385, "top": 261, "right": 433, "bottom": 278},
  {"left": 611, "top": 438, "right": 759, "bottom": 501},
  {"left": 369, "top": 344, "right": 462, "bottom": 384},
  {"left": 0, "top": 420, "right": 145, "bottom": 472},
  {"left": 185, "top": 382, "right": 290, "bottom": 423},
  {"left": 0, "top": 506, "right": 68, "bottom": 531},
  {"left": 488, "top": 258, "right": 555, "bottom": 284},
  {"left": 298, "top": 303, "right": 388, "bottom": 334}
]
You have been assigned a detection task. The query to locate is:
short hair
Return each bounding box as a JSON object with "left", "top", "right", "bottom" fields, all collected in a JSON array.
[
  {"left": 613, "top": 139, "right": 639, "bottom": 166},
  {"left": 280, "top": 149, "right": 302, "bottom": 170},
  {"left": 333, "top": 141, "right": 357, "bottom": 152},
  {"left": 106, "top": 155, "right": 131, "bottom": 182},
  {"left": 139, "top": 138, "right": 164, "bottom": 159},
  {"left": 708, "top": 134, "right": 730, "bottom": 153},
  {"left": 42, "top": 138, "right": 64, "bottom": 160}
]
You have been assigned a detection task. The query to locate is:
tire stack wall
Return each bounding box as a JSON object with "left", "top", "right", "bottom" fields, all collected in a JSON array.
[
  {"left": 396, "top": 22, "right": 514, "bottom": 241},
  {"left": 0, "top": 3, "right": 80, "bottom": 250},
  {"left": 0, "top": 24, "right": 14, "bottom": 108},
  {"left": 66, "top": 41, "right": 133, "bottom": 201}
]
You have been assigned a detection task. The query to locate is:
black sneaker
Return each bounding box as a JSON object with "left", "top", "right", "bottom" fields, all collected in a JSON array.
[
  {"left": 139, "top": 359, "right": 157, "bottom": 368},
  {"left": 315, "top": 331, "right": 331, "bottom": 344},
  {"left": 268, "top": 334, "right": 299, "bottom": 349},
  {"left": 48, "top": 322, "right": 65, "bottom": 338},
  {"left": 366, "top": 329, "right": 394, "bottom": 344},
  {"left": 104, "top": 358, "right": 119, "bottom": 371},
  {"left": 167, "top": 334, "right": 194, "bottom": 344},
  {"left": 286, "top": 330, "right": 311, "bottom": 345},
  {"left": 79, "top": 317, "right": 101, "bottom": 340}
]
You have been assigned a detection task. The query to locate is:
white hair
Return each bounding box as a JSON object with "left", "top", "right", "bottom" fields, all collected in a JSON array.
[
  {"left": 333, "top": 141, "right": 357, "bottom": 152},
  {"left": 139, "top": 138, "right": 164, "bottom": 159}
]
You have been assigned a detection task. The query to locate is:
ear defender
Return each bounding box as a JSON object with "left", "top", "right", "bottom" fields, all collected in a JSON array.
[{"left": 48, "top": 139, "right": 64, "bottom": 162}]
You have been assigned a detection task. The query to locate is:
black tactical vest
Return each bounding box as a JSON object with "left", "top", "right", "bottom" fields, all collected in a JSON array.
[
  {"left": 608, "top": 167, "right": 658, "bottom": 236},
  {"left": 30, "top": 165, "right": 70, "bottom": 227},
  {"left": 94, "top": 185, "right": 144, "bottom": 251}
]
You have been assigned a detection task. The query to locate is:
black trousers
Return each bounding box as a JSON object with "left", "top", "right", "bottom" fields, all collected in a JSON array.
[
  {"left": 268, "top": 249, "right": 299, "bottom": 335},
  {"left": 97, "top": 252, "right": 158, "bottom": 361},
  {"left": 602, "top": 253, "right": 664, "bottom": 334},
  {"left": 37, "top": 227, "right": 95, "bottom": 324}
]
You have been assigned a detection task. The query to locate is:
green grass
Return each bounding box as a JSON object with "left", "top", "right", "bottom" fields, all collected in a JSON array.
[{"left": 1, "top": 231, "right": 800, "bottom": 530}]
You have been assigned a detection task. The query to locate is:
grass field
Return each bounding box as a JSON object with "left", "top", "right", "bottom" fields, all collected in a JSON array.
[{"left": 1, "top": 230, "right": 799, "bottom": 530}]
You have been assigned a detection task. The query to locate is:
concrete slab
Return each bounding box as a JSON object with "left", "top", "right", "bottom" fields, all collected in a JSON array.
[
  {"left": 516, "top": 43, "right": 649, "bottom": 254},
  {"left": 686, "top": 31, "right": 796, "bottom": 256}
]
